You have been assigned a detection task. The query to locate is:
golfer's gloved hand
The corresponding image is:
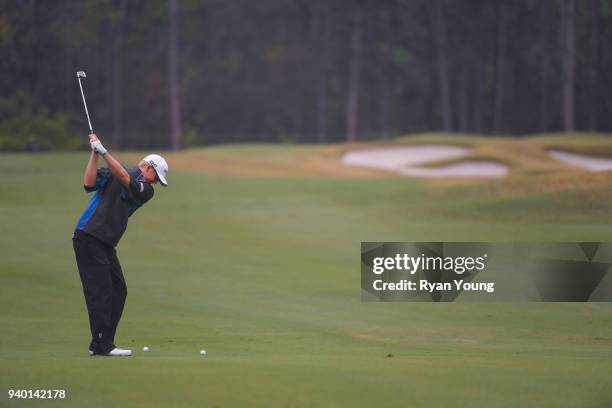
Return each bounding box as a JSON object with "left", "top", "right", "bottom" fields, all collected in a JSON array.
[{"left": 90, "top": 139, "right": 107, "bottom": 155}]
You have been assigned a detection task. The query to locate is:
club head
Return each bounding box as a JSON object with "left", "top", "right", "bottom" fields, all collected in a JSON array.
[{"left": 76, "top": 71, "right": 87, "bottom": 78}]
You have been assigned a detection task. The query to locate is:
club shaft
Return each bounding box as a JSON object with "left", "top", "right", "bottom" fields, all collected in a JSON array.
[{"left": 77, "top": 77, "right": 93, "bottom": 133}]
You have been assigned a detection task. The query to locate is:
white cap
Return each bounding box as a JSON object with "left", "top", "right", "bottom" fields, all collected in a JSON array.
[{"left": 143, "top": 154, "right": 169, "bottom": 186}]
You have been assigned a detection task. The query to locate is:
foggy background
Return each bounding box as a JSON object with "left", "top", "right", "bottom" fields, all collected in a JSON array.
[{"left": 1, "top": 0, "right": 611, "bottom": 150}]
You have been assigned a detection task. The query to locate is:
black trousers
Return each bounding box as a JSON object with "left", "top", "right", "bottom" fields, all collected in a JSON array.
[{"left": 73, "top": 229, "right": 127, "bottom": 355}]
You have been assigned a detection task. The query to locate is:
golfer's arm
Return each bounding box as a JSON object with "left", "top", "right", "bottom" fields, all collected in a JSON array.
[
  {"left": 83, "top": 151, "right": 99, "bottom": 187},
  {"left": 100, "top": 151, "right": 131, "bottom": 187}
]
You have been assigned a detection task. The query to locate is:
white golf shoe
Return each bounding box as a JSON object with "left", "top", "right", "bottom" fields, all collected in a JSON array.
[{"left": 107, "top": 347, "right": 132, "bottom": 356}]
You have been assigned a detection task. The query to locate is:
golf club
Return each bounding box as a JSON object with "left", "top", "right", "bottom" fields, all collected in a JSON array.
[{"left": 76, "top": 71, "right": 93, "bottom": 134}]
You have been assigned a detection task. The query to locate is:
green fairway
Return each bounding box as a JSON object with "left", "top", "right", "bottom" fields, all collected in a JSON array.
[{"left": 1, "top": 136, "right": 612, "bottom": 407}]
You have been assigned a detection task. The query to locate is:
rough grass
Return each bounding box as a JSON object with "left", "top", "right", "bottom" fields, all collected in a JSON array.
[
  {"left": 121, "top": 143, "right": 390, "bottom": 179},
  {"left": 1, "top": 133, "right": 612, "bottom": 407},
  {"left": 121, "top": 132, "right": 612, "bottom": 195}
]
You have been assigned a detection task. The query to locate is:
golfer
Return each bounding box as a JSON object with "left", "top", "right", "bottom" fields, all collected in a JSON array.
[{"left": 73, "top": 133, "right": 168, "bottom": 356}]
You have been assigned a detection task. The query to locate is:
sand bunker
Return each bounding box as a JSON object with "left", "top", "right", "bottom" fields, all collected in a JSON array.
[
  {"left": 547, "top": 150, "right": 612, "bottom": 172},
  {"left": 400, "top": 161, "right": 508, "bottom": 178},
  {"left": 341, "top": 145, "right": 508, "bottom": 178},
  {"left": 341, "top": 145, "right": 470, "bottom": 171}
]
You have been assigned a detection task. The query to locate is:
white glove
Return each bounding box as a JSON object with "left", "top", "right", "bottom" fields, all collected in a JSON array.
[{"left": 90, "top": 139, "right": 107, "bottom": 155}]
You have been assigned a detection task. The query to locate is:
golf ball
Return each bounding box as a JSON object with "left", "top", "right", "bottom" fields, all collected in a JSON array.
[
  {"left": 200, "top": 350, "right": 206, "bottom": 357},
  {"left": 143, "top": 346, "right": 150, "bottom": 352}
]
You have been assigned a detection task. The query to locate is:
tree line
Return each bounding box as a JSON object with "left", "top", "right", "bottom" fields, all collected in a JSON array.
[{"left": 1, "top": 0, "right": 611, "bottom": 151}]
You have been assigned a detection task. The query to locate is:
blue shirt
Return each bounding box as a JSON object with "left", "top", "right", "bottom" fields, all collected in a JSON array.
[{"left": 76, "top": 166, "right": 154, "bottom": 247}]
